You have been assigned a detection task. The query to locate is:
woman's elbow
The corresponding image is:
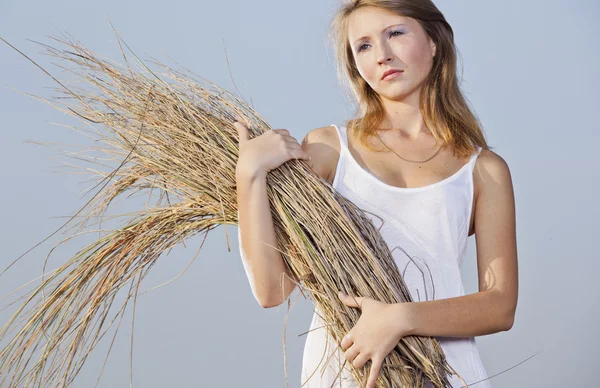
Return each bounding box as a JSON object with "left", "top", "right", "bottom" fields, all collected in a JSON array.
[
  {"left": 250, "top": 287, "right": 283, "bottom": 309},
  {"left": 257, "top": 295, "right": 282, "bottom": 309}
]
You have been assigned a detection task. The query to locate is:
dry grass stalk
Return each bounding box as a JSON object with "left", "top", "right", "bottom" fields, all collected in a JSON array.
[{"left": 0, "top": 30, "right": 464, "bottom": 388}]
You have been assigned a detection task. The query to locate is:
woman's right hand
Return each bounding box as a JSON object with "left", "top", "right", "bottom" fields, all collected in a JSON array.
[{"left": 234, "top": 120, "right": 310, "bottom": 177}]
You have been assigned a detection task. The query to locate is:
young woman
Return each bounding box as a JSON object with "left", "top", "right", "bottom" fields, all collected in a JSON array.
[{"left": 235, "top": 1, "right": 518, "bottom": 387}]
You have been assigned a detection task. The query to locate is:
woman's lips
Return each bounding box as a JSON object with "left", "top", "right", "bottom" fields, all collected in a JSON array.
[{"left": 382, "top": 71, "right": 403, "bottom": 81}]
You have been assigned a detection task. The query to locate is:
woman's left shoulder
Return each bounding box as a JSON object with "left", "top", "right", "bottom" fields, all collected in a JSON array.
[
  {"left": 473, "top": 148, "right": 514, "bottom": 198},
  {"left": 475, "top": 148, "right": 511, "bottom": 172}
]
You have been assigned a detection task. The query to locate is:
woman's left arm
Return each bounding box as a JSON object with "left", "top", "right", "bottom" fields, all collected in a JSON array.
[{"left": 400, "top": 150, "right": 519, "bottom": 337}]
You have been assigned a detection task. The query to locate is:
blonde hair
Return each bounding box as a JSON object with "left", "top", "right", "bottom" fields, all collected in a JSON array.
[{"left": 328, "top": 0, "right": 489, "bottom": 157}]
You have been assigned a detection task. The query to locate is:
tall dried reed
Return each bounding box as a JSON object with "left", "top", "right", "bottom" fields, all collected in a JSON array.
[{"left": 0, "top": 31, "right": 463, "bottom": 387}]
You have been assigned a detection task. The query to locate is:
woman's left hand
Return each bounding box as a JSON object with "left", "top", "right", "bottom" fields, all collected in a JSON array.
[{"left": 338, "top": 291, "right": 412, "bottom": 388}]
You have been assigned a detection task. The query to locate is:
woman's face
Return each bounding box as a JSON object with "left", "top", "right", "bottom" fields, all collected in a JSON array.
[{"left": 347, "top": 7, "right": 437, "bottom": 102}]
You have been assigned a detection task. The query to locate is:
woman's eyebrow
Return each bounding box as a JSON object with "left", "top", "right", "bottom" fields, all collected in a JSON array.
[{"left": 353, "top": 23, "right": 406, "bottom": 45}]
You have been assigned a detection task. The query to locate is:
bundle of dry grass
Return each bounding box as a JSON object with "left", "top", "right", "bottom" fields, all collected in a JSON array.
[{"left": 0, "top": 31, "right": 465, "bottom": 387}]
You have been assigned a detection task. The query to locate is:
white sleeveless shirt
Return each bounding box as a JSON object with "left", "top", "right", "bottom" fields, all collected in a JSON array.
[{"left": 300, "top": 124, "right": 491, "bottom": 387}]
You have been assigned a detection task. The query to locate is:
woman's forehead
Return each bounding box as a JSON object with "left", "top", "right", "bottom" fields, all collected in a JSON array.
[{"left": 347, "top": 8, "right": 414, "bottom": 39}]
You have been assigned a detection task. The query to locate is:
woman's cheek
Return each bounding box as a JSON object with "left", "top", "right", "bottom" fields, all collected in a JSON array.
[{"left": 358, "top": 62, "right": 377, "bottom": 85}]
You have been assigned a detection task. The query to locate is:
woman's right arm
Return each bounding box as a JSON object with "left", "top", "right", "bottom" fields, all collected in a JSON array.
[
  {"left": 235, "top": 123, "right": 338, "bottom": 308},
  {"left": 236, "top": 168, "right": 297, "bottom": 308}
]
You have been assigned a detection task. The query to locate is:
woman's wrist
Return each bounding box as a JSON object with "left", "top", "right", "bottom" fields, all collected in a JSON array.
[
  {"left": 236, "top": 164, "right": 267, "bottom": 182},
  {"left": 392, "top": 301, "right": 417, "bottom": 337}
]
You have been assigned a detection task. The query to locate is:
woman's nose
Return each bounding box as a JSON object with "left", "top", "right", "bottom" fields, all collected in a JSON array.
[
  {"left": 378, "top": 55, "right": 392, "bottom": 64},
  {"left": 377, "top": 46, "right": 393, "bottom": 64}
]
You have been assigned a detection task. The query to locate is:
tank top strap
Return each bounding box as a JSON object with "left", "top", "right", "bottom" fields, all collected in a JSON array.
[
  {"left": 331, "top": 123, "right": 348, "bottom": 149},
  {"left": 467, "top": 145, "right": 484, "bottom": 170},
  {"left": 330, "top": 124, "right": 349, "bottom": 190}
]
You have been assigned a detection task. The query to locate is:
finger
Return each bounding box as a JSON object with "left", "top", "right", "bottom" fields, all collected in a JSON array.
[
  {"left": 286, "top": 142, "right": 309, "bottom": 156},
  {"left": 234, "top": 113, "right": 251, "bottom": 127},
  {"left": 340, "top": 332, "right": 354, "bottom": 351},
  {"left": 343, "top": 343, "right": 360, "bottom": 363},
  {"left": 233, "top": 122, "right": 249, "bottom": 142},
  {"left": 339, "top": 292, "right": 361, "bottom": 308},
  {"left": 269, "top": 129, "right": 299, "bottom": 144},
  {"left": 287, "top": 147, "right": 310, "bottom": 161},
  {"left": 283, "top": 137, "right": 302, "bottom": 146},
  {"left": 366, "top": 356, "right": 383, "bottom": 388},
  {"left": 351, "top": 352, "right": 370, "bottom": 369}
]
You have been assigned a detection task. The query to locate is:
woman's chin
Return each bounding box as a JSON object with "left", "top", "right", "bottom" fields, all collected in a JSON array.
[{"left": 380, "top": 91, "right": 410, "bottom": 102}]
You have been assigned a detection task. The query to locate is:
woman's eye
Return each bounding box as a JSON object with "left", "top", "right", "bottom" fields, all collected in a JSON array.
[{"left": 357, "top": 31, "right": 403, "bottom": 52}]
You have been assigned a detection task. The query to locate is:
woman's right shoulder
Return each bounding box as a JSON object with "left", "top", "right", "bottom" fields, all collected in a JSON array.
[{"left": 300, "top": 125, "right": 341, "bottom": 184}]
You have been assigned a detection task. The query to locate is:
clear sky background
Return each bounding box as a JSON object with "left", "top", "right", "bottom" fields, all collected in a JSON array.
[{"left": 1, "top": 0, "right": 598, "bottom": 387}]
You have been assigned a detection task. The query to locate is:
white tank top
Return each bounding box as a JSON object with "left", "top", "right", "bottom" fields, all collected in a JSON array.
[{"left": 300, "top": 124, "right": 491, "bottom": 387}]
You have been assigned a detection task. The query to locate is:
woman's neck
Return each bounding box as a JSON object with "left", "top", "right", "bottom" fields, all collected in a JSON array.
[{"left": 379, "top": 96, "right": 430, "bottom": 141}]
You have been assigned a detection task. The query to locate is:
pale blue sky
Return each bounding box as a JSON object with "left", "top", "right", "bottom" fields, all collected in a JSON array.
[{"left": 1, "top": 0, "right": 598, "bottom": 386}]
